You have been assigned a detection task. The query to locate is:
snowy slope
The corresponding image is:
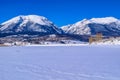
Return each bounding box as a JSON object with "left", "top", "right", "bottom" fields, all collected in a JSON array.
[
  {"left": 91, "top": 37, "right": 120, "bottom": 45},
  {"left": 61, "top": 19, "right": 91, "bottom": 35},
  {"left": 0, "top": 15, "right": 62, "bottom": 34},
  {"left": 90, "top": 17, "right": 118, "bottom": 24},
  {"left": 62, "top": 17, "right": 120, "bottom": 36},
  {"left": 0, "top": 46, "right": 120, "bottom": 80}
]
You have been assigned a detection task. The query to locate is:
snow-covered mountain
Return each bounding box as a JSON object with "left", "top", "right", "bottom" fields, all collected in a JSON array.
[
  {"left": 1, "top": 15, "right": 120, "bottom": 44},
  {"left": 0, "top": 15, "right": 63, "bottom": 35},
  {"left": 1, "top": 15, "right": 120, "bottom": 37},
  {"left": 62, "top": 17, "right": 120, "bottom": 36}
]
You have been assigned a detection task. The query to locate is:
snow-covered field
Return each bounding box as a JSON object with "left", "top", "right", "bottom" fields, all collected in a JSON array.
[{"left": 0, "top": 46, "right": 120, "bottom": 80}]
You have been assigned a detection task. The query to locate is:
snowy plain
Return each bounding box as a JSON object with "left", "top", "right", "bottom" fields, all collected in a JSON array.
[{"left": 0, "top": 45, "right": 120, "bottom": 80}]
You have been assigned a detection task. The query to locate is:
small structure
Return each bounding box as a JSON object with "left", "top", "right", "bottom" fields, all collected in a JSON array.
[{"left": 89, "top": 33, "right": 103, "bottom": 44}]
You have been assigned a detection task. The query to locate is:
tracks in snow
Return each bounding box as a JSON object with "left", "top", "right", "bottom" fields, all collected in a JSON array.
[{"left": 0, "top": 62, "right": 118, "bottom": 80}]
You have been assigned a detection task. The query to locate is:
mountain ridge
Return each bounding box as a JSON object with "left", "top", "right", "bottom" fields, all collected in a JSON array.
[
  {"left": 0, "top": 15, "right": 120, "bottom": 45},
  {"left": 0, "top": 15, "right": 63, "bottom": 35},
  {"left": 62, "top": 17, "right": 120, "bottom": 36}
]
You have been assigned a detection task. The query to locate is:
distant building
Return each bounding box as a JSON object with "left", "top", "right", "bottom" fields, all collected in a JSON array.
[{"left": 89, "top": 33, "right": 103, "bottom": 44}]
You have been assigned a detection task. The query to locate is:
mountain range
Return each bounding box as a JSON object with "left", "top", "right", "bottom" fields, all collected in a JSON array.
[
  {"left": 62, "top": 17, "right": 120, "bottom": 36},
  {"left": 0, "top": 15, "right": 120, "bottom": 45},
  {"left": 0, "top": 15, "right": 63, "bottom": 36}
]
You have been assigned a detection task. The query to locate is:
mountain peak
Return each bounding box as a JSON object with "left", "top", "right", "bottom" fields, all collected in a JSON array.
[
  {"left": 0, "top": 15, "right": 62, "bottom": 35},
  {"left": 90, "top": 17, "right": 118, "bottom": 24},
  {"left": 61, "top": 17, "right": 120, "bottom": 36},
  {"left": 2, "top": 15, "right": 53, "bottom": 26}
]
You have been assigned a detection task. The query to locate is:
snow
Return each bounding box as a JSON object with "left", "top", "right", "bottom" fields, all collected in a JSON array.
[
  {"left": 1, "top": 16, "right": 22, "bottom": 25},
  {"left": 0, "top": 16, "right": 22, "bottom": 31},
  {"left": 61, "top": 19, "right": 91, "bottom": 35},
  {"left": 26, "top": 43, "right": 89, "bottom": 46},
  {"left": 0, "top": 15, "right": 62, "bottom": 34},
  {"left": 0, "top": 46, "right": 120, "bottom": 80},
  {"left": 90, "top": 17, "right": 119, "bottom": 24},
  {"left": 91, "top": 37, "right": 120, "bottom": 45},
  {"left": 24, "top": 15, "right": 53, "bottom": 26},
  {"left": 1, "top": 15, "right": 53, "bottom": 26},
  {"left": 61, "top": 17, "right": 120, "bottom": 35}
]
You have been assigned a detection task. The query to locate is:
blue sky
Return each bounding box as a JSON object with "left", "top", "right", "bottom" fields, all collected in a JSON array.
[{"left": 0, "top": 0, "right": 120, "bottom": 26}]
